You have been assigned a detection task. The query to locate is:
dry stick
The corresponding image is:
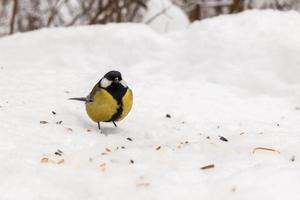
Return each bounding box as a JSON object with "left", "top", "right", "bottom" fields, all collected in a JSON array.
[
  {"left": 200, "top": 164, "right": 215, "bottom": 170},
  {"left": 46, "top": 0, "right": 65, "bottom": 27},
  {"left": 132, "top": 0, "right": 147, "bottom": 8},
  {"left": 145, "top": 4, "right": 173, "bottom": 25},
  {"left": 252, "top": 147, "right": 280, "bottom": 154},
  {"left": 9, "top": 0, "right": 18, "bottom": 34},
  {"left": 64, "top": 0, "right": 75, "bottom": 16},
  {"left": 114, "top": 0, "right": 122, "bottom": 22},
  {"left": 230, "top": 0, "right": 243, "bottom": 13},
  {"left": 90, "top": 0, "right": 105, "bottom": 24},
  {"left": 89, "top": 0, "right": 112, "bottom": 25},
  {"left": 128, "top": 3, "right": 140, "bottom": 22},
  {"left": 67, "top": 0, "right": 97, "bottom": 26}
]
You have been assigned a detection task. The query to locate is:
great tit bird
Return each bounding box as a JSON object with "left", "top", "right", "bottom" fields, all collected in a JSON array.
[{"left": 69, "top": 70, "right": 133, "bottom": 130}]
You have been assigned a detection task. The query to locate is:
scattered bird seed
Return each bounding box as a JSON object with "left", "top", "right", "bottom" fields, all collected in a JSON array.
[
  {"left": 57, "top": 159, "right": 64, "bottom": 164},
  {"left": 40, "top": 157, "right": 63, "bottom": 165},
  {"left": 55, "top": 152, "right": 62, "bottom": 156},
  {"left": 100, "top": 163, "right": 107, "bottom": 172},
  {"left": 126, "top": 137, "right": 133, "bottom": 141},
  {"left": 100, "top": 163, "right": 106, "bottom": 167},
  {"left": 130, "top": 160, "right": 134, "bottom": 164},
  {"left": 200, "top": 164, "right": 215, "bottom": 170},
  {"left": 290, "top": 155, "right": 295, "bottom": 162},
  {"left": 57, "top": 149, "right": 63, "bottom": 153},
  {"left": 66, "top": 128, "right": 73, "bottom": 132},
  {"left": 136, "top": 182, "right": 150, "bottom": 187},
  {"left": 219, "top": 136, "right": 228, "bottom": 142},
  {"left": 155, "top": 146, "right": 161, "bottom": 151},
  {"left": 40, "top": 121, "right": 48, "bottom": 124},
  {"left": 41, "top": 157, "right": 49, "bottom": 163},
  {"left": 55, "top": 149, "right": 63, "bottom": 156},
  {"left": 56, "top": 120, "right": 63, "bottom": 124},
  {"left": 165, "top": 114, "right": 171, "bottom": 118},
  {"left": 52, "top": 111, "right": 56, "bottom": 115},
  {"left": 252, "top": 147, "right": 280, "bottom": 154}
]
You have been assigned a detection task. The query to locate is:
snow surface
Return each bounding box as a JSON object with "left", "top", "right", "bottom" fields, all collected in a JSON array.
[{"left": 0, "top": 10, "right": 300, "bottom": 200}]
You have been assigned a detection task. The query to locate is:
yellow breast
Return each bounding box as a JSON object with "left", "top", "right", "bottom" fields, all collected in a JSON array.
[
  {"left": 119, "top": 88, "right": 133, "bottom": 121},
  {"left": 85, "top": 88, "right": 133, "bottom": 123}
]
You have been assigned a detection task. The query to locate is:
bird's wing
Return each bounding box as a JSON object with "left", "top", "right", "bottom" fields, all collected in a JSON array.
[{"left": 87, "top": 82, "right": 101, "bottom": 102}]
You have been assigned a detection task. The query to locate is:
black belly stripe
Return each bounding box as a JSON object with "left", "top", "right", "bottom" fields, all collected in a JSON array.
[
  {"left": 109, "top": 101, "right": 123, "bottom": 122},
  {"left": 103, "top": 83, "right": 127, "bottom": 122}
]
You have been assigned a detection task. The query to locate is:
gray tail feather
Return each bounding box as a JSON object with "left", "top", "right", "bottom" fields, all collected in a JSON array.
[{"left": 68, "top": 97, "right": 87, "bottom": 102}]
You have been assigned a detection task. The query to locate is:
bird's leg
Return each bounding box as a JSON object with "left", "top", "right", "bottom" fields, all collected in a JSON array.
[
  {"left": 97, "top": 122, "right": 101, "bottom": 130},
  {"left": 112, "top": 121, "right": 117, "bottom": 127}
]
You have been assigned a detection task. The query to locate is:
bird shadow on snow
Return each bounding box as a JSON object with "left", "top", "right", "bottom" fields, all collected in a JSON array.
[
  {"left": 66, "top": 106, "right": 122, "bottom": 135},
  {"left": 82, "top": 120, "right": 122, "bottom": 135},
  {"left": 100, "top": 126, "right": 122, "bottom": 135}
]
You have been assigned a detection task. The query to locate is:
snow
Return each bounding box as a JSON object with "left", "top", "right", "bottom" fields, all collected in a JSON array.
[
  {"left": 143, "top": 0, "right": 190, "bottom": 33},
  {"left": 1, "top": 10, "right": 300, "bottom": 200}
]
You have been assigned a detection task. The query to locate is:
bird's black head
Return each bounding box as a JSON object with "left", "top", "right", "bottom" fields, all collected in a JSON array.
[
  {"left": 99, "top": 70, "right": 128, "bottom": 105},
  {"left": 99, "top": 70, "right": 128, "bottom": 88},
  {"left": 104, "top": 70, "right": 122, "bottom": 82}
]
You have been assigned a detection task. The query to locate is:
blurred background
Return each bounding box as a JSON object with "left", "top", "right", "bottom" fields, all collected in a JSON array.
[{"left": 0, "top": 0, "right": 300, "bottom": 37}]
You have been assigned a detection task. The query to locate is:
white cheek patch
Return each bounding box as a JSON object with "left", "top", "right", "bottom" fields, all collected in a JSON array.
[
  {"left": 100, "top": 78, "right": 112, "bottom": 88},
  {"left": 120, "top": 80, "right": 128, "bottom": 88}
]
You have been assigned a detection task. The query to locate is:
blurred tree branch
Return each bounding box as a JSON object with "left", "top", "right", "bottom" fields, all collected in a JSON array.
[
  {"left": 173, "top": 0, "right": 300, "bottom": 21},
  {"left": 9, "top": 0, "right": 18, "bottom": 34},
  {"left": 1, "top": 0, "right": 148, "bottom": 36},
  {"left": 145, "top": 3, "right": 173, "bottom": 24},
  {"left": 46, "top": 0, "right": 65, "bottom": 26}
]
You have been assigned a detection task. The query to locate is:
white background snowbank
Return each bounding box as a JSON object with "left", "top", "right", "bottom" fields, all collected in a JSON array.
[{"left": 0, "top": 10, "right": 300, "bottom": 200}]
